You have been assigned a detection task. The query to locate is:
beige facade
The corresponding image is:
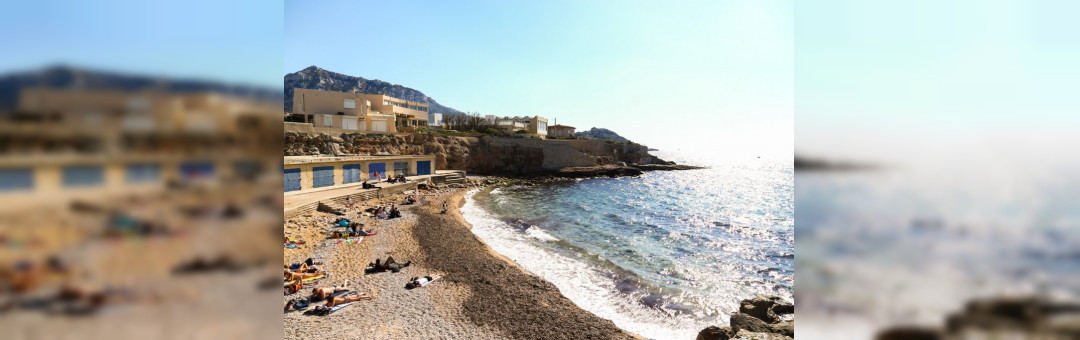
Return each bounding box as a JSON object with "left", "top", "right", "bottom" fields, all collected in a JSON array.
[
  {"left": 548, "top": 124, "right": 576, "bottom": 138},
  {"left": 359, "top": 94, "right": 429, "bottom": 129},
  {"left": 0, "top": 88, "right": 281, "bottom": 209},
  {"left": 0, "top": 154, "right": 277, "bottom": 206},
  {"left": 283, "top": 155, "right": 437, "bottom": 195},
  {"left": 17, "top": 88, "right": 279, "bottom": 135},
  {"left": 292, "top": 88, "right": 398, "bottom": 133}
]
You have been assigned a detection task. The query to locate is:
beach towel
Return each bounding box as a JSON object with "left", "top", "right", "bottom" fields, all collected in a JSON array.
[
  {"left": 308, "top": 302, "right": 354, "bottom": 316},
  {"left": 335, "top": 236, "right": 363, "bottom": 245},
  {"left": 285, "top": 244, "right": 297, "bottom": 249}
]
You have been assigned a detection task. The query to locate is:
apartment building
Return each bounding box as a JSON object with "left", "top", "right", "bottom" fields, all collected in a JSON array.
[
  {"left": 1, "top": 88, "right": 280, "bottom": 208},
  {"left": 485, "top": 115, "right": 549, "bottom": 136},
  {"left": 292, "top": 88, "right": 397, "bottom": 133},
  {"left": 359, "top": 94, "right": 429, "bottom": 129}
]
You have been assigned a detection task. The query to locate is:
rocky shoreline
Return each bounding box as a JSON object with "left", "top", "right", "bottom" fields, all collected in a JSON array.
[
  {"left": 697, "top": 295, "right": 796, "bottom": 340},
  {"left": 876, "top": 296, "right": 1080, "bottom": 339}
]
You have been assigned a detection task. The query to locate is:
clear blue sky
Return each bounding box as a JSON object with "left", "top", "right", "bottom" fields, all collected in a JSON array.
[
  {"left": 0, "top": 0, "right": 282, "bottom": 89},
  {"left": 797, "top": 0, "right": 1080, "bottom": 165},
  {"left": 285, "top": 0, "right": 794, "bottom": 159}
]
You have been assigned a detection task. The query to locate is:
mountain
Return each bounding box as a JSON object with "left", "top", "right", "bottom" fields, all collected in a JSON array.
[
  {"left": 574, "top": 127, "right": 630, "bottom": 142},
  {"left": 0, "top": 65, "right": 280, "bottom": 111},
  {"left": 283, "top": 66, "right": 463, "bottom": 116}
]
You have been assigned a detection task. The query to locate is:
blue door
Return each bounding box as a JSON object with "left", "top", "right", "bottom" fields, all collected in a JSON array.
[
  {"left": 63, "top": 165, "right": 104, "bottom": 187},
  {"left": 393, "top": 161, "right": 408, "bottom": 176},
  {"left": 368, "top": 163, "right": 385, "bottom": 180},
  {"left": 284, "top": 168, "right": 301, "bottom": 192},
  {"left": 416, "top": 161, "right": 431, "bottom": 176},
  {"left": 312, "top": 166, "right": 335, "bottom": 188},
  {"left": 0, "top": 168, "right": 33, "bottom": 191},
  {"left": 126, "top": 164, "right": 161, "bottom": 183},
  {"left": 343, "top": 164, "right": 362, "bottom": 184},
  {"left": 180, "top": 162, "right": 214, "bottom": 180}
]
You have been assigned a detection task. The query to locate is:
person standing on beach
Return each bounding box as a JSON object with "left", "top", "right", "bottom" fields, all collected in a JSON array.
[{"left": 441, "top": 202, "right": 447, "bottom": 214}]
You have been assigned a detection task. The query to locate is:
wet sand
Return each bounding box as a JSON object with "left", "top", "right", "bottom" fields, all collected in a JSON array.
[{"left": 283, "top": 187, "right": 639, "bottom": 339}]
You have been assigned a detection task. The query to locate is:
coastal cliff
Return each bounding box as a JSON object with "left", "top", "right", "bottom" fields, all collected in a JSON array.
[{"left": 283, "top": 131, "right": 689, "bottom": 176}]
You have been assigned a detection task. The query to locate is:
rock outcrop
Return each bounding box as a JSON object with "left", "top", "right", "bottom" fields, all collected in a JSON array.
[
  {"left": 284, "top": 132, "right": 687, "bottom": 177},
  {"left": 698, "top": 295, "right": 795, "bottom": 340},
  {"left": 875, "top": 296, "right": 1080, "bottom": 340}
]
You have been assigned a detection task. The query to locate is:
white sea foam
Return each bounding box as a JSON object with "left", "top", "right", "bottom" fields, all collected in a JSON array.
[{"left": 461, "top": 189, "right": 711, "bottom": 340}]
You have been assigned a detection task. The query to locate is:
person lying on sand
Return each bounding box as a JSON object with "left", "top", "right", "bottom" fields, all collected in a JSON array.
[
  {"left": 54, "top": 283, "right": 162, "bottom": 314},
  {"left": 284, "top": 268, "right": 325, "bottom": 282},
  {"left": 309, "top": 280, "right": 350, "bottom": 301},
  {"left": 1, "top": 257, "right": 76, "bottom": 294},
  {"left": 324, "top": 291, "right": 372, "bottom": 307},
  {"left": 405, "top": 274, "right": 442, "bottom": 289},
  {"left": 365, "top": 257, "right": 411, "bottom": 273},
  {"left": 286, "top": 258, "right": 321, "bottom": 272}
]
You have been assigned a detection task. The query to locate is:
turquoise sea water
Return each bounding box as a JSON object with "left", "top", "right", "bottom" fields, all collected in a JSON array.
[{"left": 462, "top": 151, "right": 793, "bottom": 339}]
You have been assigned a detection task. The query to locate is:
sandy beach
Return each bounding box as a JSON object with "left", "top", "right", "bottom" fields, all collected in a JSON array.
[{"left": 283, "top": 186, "right": 639, "bottom": 339}]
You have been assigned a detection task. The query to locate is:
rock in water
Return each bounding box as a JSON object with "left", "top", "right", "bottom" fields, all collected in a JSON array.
[
  {"left": 740, "top": 295, "right": 786, "bottom": 324},
  {"left": 695, "top": 326, "right": 734, "bottom": 340},
  {"left": 730, "top": 313, "right": 772, "bottom": 333}
]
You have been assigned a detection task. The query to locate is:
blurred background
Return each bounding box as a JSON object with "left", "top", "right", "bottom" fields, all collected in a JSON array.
[
  {"left": 0, "top": 1, "right": 283, "bottom": 339},
  {"left": 796, "top": 0, "right": 1080, "bottom": 339}
]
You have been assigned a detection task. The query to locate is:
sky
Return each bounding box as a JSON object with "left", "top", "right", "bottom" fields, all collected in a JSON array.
[
  {"left": 285, "top": 0, "right": 794, "bottom": 160},
  {"left": 796, "top": 0, "right": 1080, "bottom": 166},
  {"left": 0, "top": 0, "right": 282, "bottom": 89}
]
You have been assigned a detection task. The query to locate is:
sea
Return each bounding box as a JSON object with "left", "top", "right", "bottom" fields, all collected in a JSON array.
[
  {"left": 796, "top": 156, "right": 1080, "bottom": 339},
  {"left": 460, "top": 150, "right": 794, "bottom": 340}
]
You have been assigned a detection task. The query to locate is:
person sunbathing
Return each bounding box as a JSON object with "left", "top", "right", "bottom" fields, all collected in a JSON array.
[
  {"left": 285, "top": 261, "right": 317, "bottom": 274},
  {"left": 309, "top": 279, "right": 350, "bottom": 301},
  {"left": 366, "top": 256, "right": 411, "bottom": 273},
  {"left": 284, "top": 268, "right": 325, "bottom": 282},
  {"left": 406, "top": 274, "right": 442, "bottom": 289},
  {"left": 324, "top": 291, "right": 372, "bottom": 307},
  {"left": 55, "top": 283, "right": 160, "bottom": 313}
]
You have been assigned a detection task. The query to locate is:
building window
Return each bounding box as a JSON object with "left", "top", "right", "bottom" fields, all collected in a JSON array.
[
  {"left": 323, "top": 115, "right": 333, "bottom": 127},
  {"left": 383, "top": 100, "right": 390, "bottom": 106},
  {"left": 0, "top": 168, "right": 33, "bottom": 191},
  {"left": 62, "top": 165, "right": 104, "bottom": 187},
  {"left": 393, "top": 161, "right": 408, "bottom": 176},
  {"left": 344, "top": 99, "right": 356, "bottom": 109},
  {"left": 125, "top": 163, "right": 161, "bottom": 183},
  {"left": 409, "top": 105, "right": 416, "bottom": 110}
]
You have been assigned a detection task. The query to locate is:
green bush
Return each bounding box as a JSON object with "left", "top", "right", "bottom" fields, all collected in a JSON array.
[{"left": 515, "top": 129, "right": 528, "bottom": 134}]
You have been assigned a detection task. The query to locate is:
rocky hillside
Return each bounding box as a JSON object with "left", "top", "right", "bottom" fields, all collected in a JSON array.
[
  {"left": 283, "top": 66, "right": 463, "bottom": 115},
  {"left": 574, "top": 127, "right": 630, "bottom": 142},
  {"left": 284, "top": 132, "right": 668, "bottom": 176}
]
